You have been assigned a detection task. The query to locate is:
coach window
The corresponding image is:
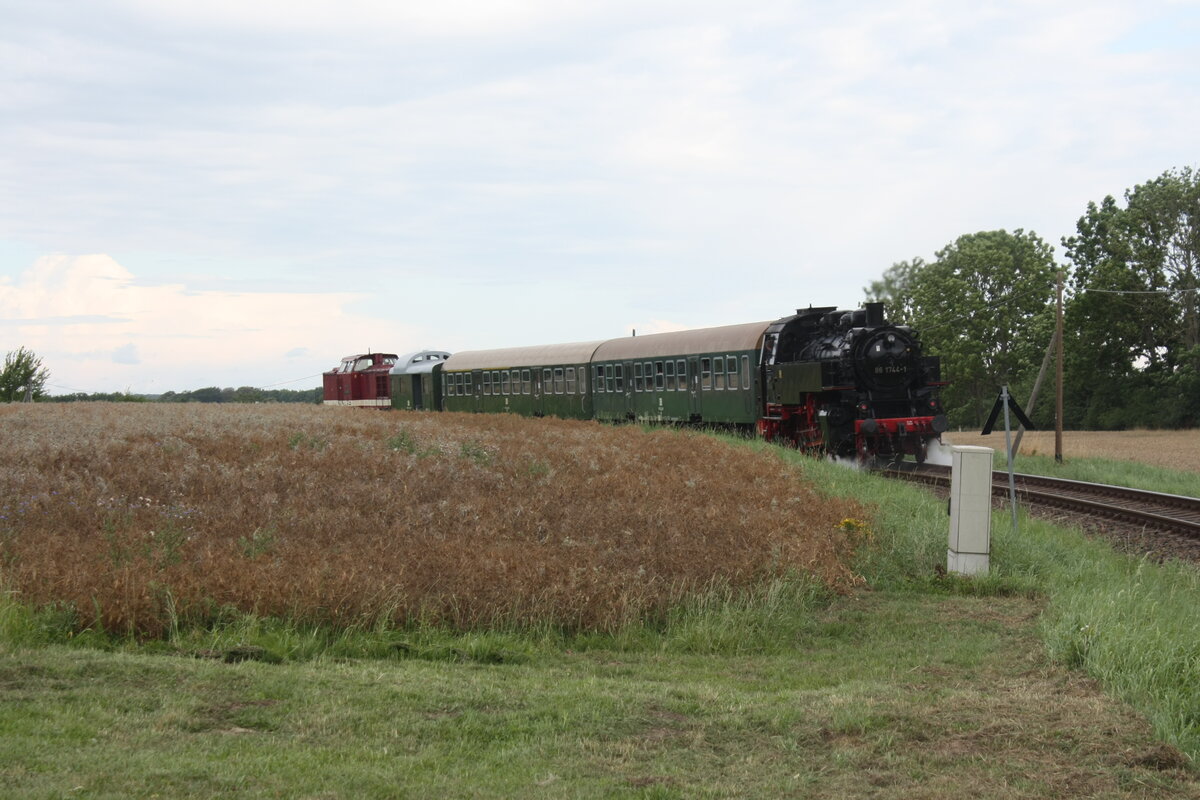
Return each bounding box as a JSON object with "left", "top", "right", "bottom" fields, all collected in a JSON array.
[
  {"left": 553, "top": 367, "right": 564, "bottom": 394},
  {"left": 654, "top": 361, "right": 665, "bottom": 390},
  {"left": 465, "top": 374, "right": 473, "bottom": 395},
  {"left": 677, "top": 360, "right": 687, "bottom": 391},
  {"left": 726, "top": 356, "right": 739, "bottom": 390},
  {"left": 542, "top": 369, "right": 552, "bottom": 395},
  {"left": 523, "top": 369, "right": 532, "bottom": 394},
  {"left": 501, "top": 371, "right": 510, "bottom": 395},
  {"left": 634, "top": 362, "right": 643, "bottom": 392},
  {"left": 714, "top": 358, "right": 725, "bottom": 390},
  {"left": 482, "top": 372, "right": 491, "bottom": 395},
  {"left": 602, "top": 364, "right": 613, "bottom": 393},
  {"left": 615, "top": 363, "right": 625, "bottom": 392},
  {"left": 701, "top": 358, "right": 712, "bottom": 390},
  {"left": 566, "top": 367, "right": 576, "bottom": 394},
  {"left": 664, "top": 360, "right": 675, "bottom": 391},
  {"left": 742, "top": 356, "right": 750, "bottom": 390},
  {"left": 595, "top": 365, "right": 605, "bottom": 393}
]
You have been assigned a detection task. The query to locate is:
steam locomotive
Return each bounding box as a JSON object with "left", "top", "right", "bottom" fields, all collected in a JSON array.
[{"left": 323, "top": 302, "right": 947, "bottom": 462}]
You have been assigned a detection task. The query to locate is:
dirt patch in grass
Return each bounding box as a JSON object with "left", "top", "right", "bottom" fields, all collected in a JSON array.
[{"left": 0, "top": 403, "right": 868, "bottom": 636}]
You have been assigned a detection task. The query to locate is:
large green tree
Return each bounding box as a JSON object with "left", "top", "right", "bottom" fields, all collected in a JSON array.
[
  {"left": 1, "top": 347, "right": 51, "bottom": 402},
  {"left": 1062, "top": 167, "right": 1200, "bottom": 427},
  {"left": 867, "top": 230, "right": 1058, "bottom": 429}
]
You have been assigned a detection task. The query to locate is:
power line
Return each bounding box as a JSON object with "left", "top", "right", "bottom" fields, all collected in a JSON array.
[
  {"left": 259, "top": 373, "right": 323, "bottom": 389},
  {"left": 1081, "top": 287, "right": 1200, "bottom": 295}
]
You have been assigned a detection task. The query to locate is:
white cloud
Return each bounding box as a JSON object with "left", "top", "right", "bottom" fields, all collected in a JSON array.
[
  {"left": 1, "top": 0, "right": 1198, "bottom": 383},
  {"left": 0, "top": 255, "right": 416, "bottom": 392}
]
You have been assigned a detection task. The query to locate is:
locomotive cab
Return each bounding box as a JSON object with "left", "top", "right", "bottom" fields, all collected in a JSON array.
[
  {"left": 322, "top": 352, "right": 400, "bottom": 407},
  {"left": 759, "top": 302, "right": 946, "bottom": 461}
]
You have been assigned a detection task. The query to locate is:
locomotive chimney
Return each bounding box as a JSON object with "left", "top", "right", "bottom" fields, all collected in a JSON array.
[{"left": 865, "top": 302, "right": 885, "bottom": 326}]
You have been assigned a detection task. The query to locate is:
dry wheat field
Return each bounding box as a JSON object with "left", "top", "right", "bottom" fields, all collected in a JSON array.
[
  {"left": 946, "top": 429, "right": 1200, "bottom": 473},
  {"left": 0, "top": 403, "right": 867, "bottom": 636}
]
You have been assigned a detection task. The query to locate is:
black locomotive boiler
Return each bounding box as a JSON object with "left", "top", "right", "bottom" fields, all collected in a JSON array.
[{"left": 760, "top": 302, "right": 947, "bottom": 461}]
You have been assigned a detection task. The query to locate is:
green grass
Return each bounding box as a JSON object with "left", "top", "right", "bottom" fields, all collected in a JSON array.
[
  {"left": 4, "top": 437, "right": 1200, "bottom": 796},
  {"left": 1003, "top": 450, "right": 1200, "bottom": 498},
  {"left": 3, "top": 592, "right": 1191, "bottom": 798},
  {"left": 778, "top": 446, "right": 1200, "bottom": 759}
]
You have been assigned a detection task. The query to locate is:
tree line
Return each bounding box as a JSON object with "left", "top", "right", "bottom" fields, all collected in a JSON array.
[
  {"left": 57, "top": 387, "right": 322, "bottom": 404},
  {"left": 867, "top": 166, "right": 1199, "bottom": 431},
  {"left": 0, "top": 350, "right": 320, "bottom": 405}
]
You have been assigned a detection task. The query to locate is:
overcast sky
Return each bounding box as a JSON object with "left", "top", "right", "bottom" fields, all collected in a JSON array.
[{"left": 2, "top": 1, "right": 1197, "bottom": 394}]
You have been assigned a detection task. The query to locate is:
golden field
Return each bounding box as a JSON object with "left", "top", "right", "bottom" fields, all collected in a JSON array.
[
  {"left": 947, "top": 429, "right": 1200, "bottom": 473},
  {"left": 0, "top": 404, "right": 867, "bottom": 636}
]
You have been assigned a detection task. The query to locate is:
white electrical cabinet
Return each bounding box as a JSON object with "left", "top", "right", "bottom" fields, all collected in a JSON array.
[{"left": 948, "top": 445, "right": 994, "bottom": 575}]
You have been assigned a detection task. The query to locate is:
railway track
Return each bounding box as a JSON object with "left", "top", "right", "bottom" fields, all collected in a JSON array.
[{"left": 882, "top": 463, "right": 1200, "bottom": 539}]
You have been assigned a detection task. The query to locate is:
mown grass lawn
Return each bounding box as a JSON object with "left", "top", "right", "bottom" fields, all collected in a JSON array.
[{"left": 3, "top": 591, "right": 1194, "bottom": 799}]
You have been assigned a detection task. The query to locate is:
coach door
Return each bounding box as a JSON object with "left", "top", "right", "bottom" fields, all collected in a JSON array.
[
  {"left": 621, "top": 361, "right": 634, "bottom": 418},
  {"left": 688, "top": 357, "right": 701, "bottom": 420},
  {"left": 411, "top": 375, "right": 423, "bottom": 410}
]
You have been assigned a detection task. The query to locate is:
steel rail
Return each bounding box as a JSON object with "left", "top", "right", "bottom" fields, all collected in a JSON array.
[{"left": 881, "top": 463, "right": 1200, "bottom": 537}]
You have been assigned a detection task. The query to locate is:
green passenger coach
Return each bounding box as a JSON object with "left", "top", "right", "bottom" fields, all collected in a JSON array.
[
  {"left": 389, "top": 351, "right": 450, "bottom": 411},
  {"left": 439, "top": 341, "right": 604, "bottom": 419},
  {"left": 590, "top": 322, "right": 768, "bottom": 424}
]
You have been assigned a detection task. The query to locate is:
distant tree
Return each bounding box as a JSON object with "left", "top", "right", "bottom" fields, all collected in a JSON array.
[
  {"left": 870, "top": 231, "right": 1058, "bottom": 428},
  {"left": 1, "top": 347, "right": 51, "bottom": 402},
  {"left": 863, "top": 257, "right": 924, "bottom": 324},
  {"left": 153, "top": 386, "right": 320, "bottom": 403},
  {"left": 52, "top": 391, "right": 148, "bottom": 403},
  {"left": 1062, "top": 167, "right": 1200, "bottom": 427}
]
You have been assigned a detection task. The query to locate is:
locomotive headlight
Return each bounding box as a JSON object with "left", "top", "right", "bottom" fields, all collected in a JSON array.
[{"left": 886, "top": 334, "right": 895, "bottom": 343}]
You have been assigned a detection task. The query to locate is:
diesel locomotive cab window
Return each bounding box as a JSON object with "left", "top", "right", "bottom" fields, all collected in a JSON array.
[{"left": 701, "top": 358, "right": 712, "bottom": 390}]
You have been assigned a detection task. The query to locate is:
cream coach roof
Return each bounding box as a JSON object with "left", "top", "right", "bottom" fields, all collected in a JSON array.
[
  {"left": 389, "top": 351, "right": 451, "bottom": 375},
  {"left": 593, "top": 321, "right": 771, "bottom": 361},
  {"left": 443, "top": 341, "right": 606, "bottom": 371}
]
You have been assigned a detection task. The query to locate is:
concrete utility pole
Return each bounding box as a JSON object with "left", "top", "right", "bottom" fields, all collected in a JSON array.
[{"left": 1055, "top": 270, "right": 1064, "bottom": 463}]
